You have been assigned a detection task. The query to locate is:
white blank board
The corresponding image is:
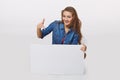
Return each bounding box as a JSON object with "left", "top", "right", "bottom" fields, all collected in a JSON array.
[{"left": 30, "top": 45, "right": 85, "bottom": 75}]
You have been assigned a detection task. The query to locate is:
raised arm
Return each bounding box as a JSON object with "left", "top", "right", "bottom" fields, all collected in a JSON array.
[{"left": 37, "top": 19, "right": 45, "bottom": 38}]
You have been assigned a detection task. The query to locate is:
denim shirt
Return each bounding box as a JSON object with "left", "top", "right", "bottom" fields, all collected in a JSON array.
[{"left": 41, "top": 20, "right": 80, "bottom": 44}]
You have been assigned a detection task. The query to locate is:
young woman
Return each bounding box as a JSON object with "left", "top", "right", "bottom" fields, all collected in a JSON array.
[{"left": 37, "top": 6, "right": 87, "bottom": 58}]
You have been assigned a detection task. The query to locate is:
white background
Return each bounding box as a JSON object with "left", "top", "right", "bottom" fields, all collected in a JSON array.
[{"left": 0, "top": 0, "right": 120, "bottom": 80}]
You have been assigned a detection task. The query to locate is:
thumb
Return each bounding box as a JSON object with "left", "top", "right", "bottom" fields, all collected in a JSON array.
[
  {"left": 41, "top": 18, "right": 45, "bottom": 29},
  {"left": 42, "top": 18, "right": 45, "bottom": 24}
]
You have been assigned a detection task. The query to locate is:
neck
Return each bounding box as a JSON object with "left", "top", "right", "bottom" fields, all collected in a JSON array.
[{"left": 64, "top": 25, "right": 70, "bottom": 34}]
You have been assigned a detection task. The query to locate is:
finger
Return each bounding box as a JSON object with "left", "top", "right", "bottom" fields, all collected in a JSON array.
[
  {"left": 80, "top": 47, "right": 84, "bottom": 50},
  {"left": 80, "top": 48, "right": 85, "bottom": 53}
]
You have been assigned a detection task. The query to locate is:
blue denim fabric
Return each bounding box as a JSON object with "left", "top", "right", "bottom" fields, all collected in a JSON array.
[{"left": 41, "top": 20, "right": 80, "bottom": 44}]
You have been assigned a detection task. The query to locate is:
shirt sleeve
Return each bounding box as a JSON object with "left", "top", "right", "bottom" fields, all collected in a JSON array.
[
  {"left": 41, "top": 20, "right": 58, "bottom": 38},
  {"left": 71, "top": 33, "right": 87, "bottom": 45}
]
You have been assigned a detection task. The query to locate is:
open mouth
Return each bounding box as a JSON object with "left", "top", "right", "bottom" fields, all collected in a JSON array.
[{"left": 64, "top": 21, "right": 69, "bottom": 24}]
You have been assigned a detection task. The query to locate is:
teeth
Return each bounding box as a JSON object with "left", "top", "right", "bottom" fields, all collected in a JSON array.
[{"left": 65, "top": 21, "right": 68, "bottom": 23}]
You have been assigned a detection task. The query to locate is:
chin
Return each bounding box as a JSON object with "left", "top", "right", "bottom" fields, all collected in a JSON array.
[{"left": 64, "top": 23, "right": 70, "bottom": 26}]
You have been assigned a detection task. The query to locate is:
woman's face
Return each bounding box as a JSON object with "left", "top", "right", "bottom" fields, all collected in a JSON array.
[{"left": 62, "top": 11, "right": 73, "bottom": 27}]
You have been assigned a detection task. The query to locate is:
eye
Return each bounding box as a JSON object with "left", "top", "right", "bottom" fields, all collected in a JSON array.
[
  {"left": 67, "top": 16, "right": 71, "bottom": 18},
  {"left": 63, "top": 15, "right": 66, "bottom": 18}
]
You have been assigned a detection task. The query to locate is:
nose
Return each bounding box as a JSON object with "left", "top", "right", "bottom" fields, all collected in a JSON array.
[{"left": 64, "top": 17, "right": 68, "bottom": 21}]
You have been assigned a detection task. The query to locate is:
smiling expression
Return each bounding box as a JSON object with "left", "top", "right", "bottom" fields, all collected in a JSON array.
[{"left": 62, "top": 11, "right": 73, "bottom": 28}]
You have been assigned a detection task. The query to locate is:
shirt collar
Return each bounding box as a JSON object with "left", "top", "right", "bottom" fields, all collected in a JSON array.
[{"left": 60, "top": 23, "right": 73, "bottom": 33}]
